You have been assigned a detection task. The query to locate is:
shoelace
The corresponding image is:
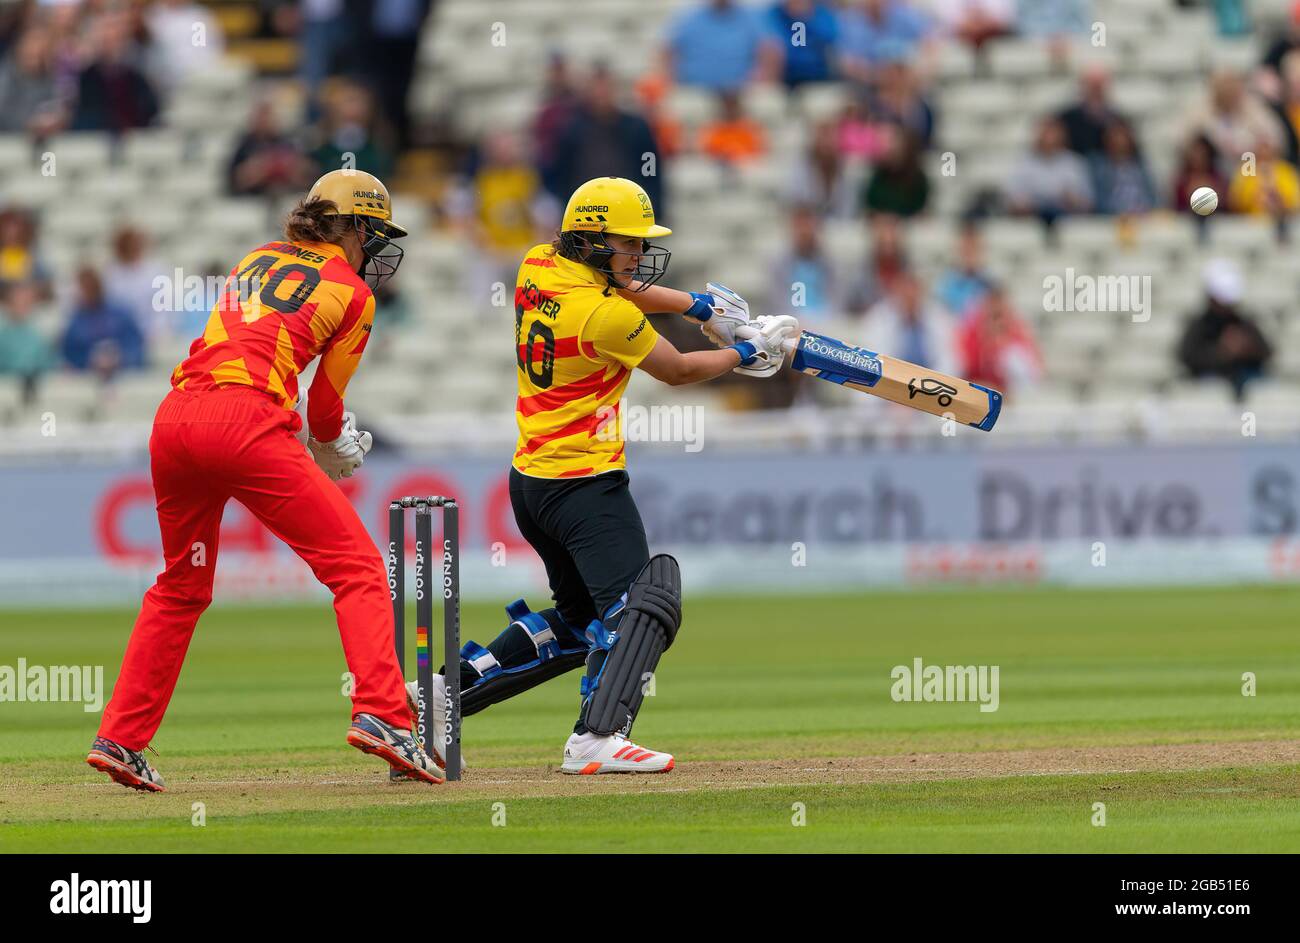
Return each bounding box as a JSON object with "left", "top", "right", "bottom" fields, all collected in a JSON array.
[{"left": 132, "top": 744, "right": 160, "bottom": 775}]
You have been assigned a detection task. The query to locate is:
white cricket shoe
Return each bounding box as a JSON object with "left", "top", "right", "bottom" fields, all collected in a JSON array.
[
  {"left": 560, "top": 731, "right": 675, "bottom": 774},
  {"left": 405, "top": 677, "right": 467, "bottom": 774}
]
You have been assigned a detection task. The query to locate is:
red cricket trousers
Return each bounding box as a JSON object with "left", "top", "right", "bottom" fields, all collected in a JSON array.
[{"left": 99, "top": 386, "right": 409, "bottom": 749}]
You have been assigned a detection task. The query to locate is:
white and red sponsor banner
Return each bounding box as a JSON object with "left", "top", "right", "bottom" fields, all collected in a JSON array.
[{"left": 2, "top": 442, "right": 1300, "bottom": 603}]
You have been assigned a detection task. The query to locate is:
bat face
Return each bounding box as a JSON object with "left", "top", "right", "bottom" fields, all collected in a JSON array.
[{"left": 789, "top": 331, "right": 1002, "bottom": 431}]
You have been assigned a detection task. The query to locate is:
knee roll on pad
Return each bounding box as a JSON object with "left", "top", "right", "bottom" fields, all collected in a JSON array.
[
  {"left": 459, "top": 600, "right": 588, "bottom": 716},
  {"left": 581, "top": 554, "right": 682, "bottom": 736}
]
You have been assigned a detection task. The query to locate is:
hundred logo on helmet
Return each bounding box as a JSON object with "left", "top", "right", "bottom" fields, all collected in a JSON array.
[{"left": 558, "top": 177, "right": 671, "bottom": 293}]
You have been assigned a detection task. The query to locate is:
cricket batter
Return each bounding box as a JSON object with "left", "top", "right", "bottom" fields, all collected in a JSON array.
[
  {"left": 416, "top": 176, "right": 797, "bottom": 773},
  {"left": 87, "top": 170, "right": 443, "bottom": 790}
]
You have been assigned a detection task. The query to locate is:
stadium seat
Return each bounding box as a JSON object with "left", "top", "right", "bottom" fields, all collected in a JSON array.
[
  {"left": 121, "top": 131, "right": 188, "bottom": 173},
  {"left": 0, "top": 134, "right": 34, "bottom": 169},
  {"left": 1205, "top": 217, "right": 1280, "bottom": 255},
  {"left": 44, "top": 134, "right": 115, "bottom": 175}
]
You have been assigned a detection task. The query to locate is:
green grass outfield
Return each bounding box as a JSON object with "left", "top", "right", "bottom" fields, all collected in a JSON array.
[{"left": 2, "top": 586, "right": 1298, "bottom": 852}]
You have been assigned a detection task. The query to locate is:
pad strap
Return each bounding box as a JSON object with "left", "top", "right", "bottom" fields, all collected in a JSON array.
[
  {"left": 504, "top": 599, "right": 562, "bottom": 661},
  {"left": 460, "top": 641, "right": 502, "bottom": 679}
]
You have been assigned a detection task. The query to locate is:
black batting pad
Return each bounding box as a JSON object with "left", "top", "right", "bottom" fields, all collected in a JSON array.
[{"left": 583, "top": 554, "right": 682, "bottom": 736}]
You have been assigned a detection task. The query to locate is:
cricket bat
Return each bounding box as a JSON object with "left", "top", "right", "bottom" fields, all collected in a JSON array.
[{"left": 781, "top": 331, "right": 1002, "bottom": 431}]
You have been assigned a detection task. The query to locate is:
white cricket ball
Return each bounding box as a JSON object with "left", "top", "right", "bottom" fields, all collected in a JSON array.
[{"left": 1190, "top": 186, "right": 1219, "bottom": 216}]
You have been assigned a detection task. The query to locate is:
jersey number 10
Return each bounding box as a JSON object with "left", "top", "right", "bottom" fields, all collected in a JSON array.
[{"left": 515, "top": 303, "right": 555, "bottom": 389}]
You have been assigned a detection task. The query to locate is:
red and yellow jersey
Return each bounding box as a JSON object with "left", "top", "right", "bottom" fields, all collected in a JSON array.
[
  {"left": 172, "top": 240, "right": 374, "bottom": 441},
  {"left": 513, "top": 243, "right": 658, "bottom": 478}
]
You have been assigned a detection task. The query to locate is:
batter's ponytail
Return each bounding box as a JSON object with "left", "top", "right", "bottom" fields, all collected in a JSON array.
[{"left": 284, "top": 197, "right": 353, "bottom": 244}]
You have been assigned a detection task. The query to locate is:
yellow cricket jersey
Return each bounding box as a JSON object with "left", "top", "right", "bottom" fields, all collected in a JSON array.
[{"left": 513, "top": 244, "right": 658, "bottom": 478}]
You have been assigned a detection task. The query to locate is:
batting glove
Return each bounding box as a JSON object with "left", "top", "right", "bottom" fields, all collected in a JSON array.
[
  {"left": 732, "top": 315, "right": 799, "bottom": 378},
  {"left": 690, "top": 282, "right": 752, "bottom": 348}
]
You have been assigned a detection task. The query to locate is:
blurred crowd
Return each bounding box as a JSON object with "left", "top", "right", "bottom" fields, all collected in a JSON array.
[
  {"left": 0, "top": 0, "right": 1294, "bottom": 411},
  {"left": 0, "top": 0, "right": 425, "bottom": 404},
  {"left": 438, "top": 0, "right": 1300, "bottom": 405}
]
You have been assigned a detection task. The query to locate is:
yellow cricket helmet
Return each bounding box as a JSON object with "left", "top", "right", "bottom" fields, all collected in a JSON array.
[
  {"left": 562, "top": 176, "right": 671, "bottom": 238},
  {"left": 306, "top": 169, "right": 406, "bottom": 290},
  {"left": 559, "top": 177, "right": 671, "bottom": 291}
]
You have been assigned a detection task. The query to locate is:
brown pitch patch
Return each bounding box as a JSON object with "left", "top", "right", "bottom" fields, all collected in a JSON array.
[{"left": 4, "top": 739, "right": 1296, "bottom": 822}]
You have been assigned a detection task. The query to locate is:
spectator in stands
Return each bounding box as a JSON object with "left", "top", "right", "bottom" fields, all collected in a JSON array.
[
  {"left": 145, "top": 0, "right": 224, "bottom": 87},
  {"left": 308, "top": 79, "right": 395, "bottom": 180},
  {"left": 931, "top": 0, "right": 1013, "bottom": 54},
  {"left": 1172, "top": 134, "right": 1228, "bottom": 214},
  {"left": 935, "top": 221, "right": 993, "bottom": 320},
  {"left": 1267, "top": 50, "right": 1300, "bottom": 164},
  {"left": 0, "top": 208, "right": 50, "bottom": 297},
  {"left": 836, "top": 99, "right": 890, "bottom": 161},
  {"left": 550, "top": 66, "right": 663, "bottom": 213},
  {"left": 1177, "top": 258, "right": 1272, "bottom": 399},
  {"left": 845, "top": 214, "right": 909, "bottom": 314},
  {"left": 861, "top": 268, "right": 957, "bottom": 374},
  {"left": 70, "top": 10, "right": 159, "bottom": 134},
  {"left": 535, "top": 55, "right": 582, "bottom": 199},
  {"left": 765, "top": 0, "right": 839, "bottom": 88},
  {"left": 61, "top": 267, "right": 146, "bottom": 377},
  {"left": 1089, "top": 121, "right": 1157, "bottom": 216},
  {"left": 699, "top": 92, "right": 767, "bottom": 165},
  {"left": 1226, "top": 134, "right": 1300, "bottom": 216},
  {"left": 957, "top": 284, "right": 1042, "bottom": 394},
  {"left": 229, "top": 101, "right": 312, "bottom": 197},
  {"left": 786, "top": 119, "right": 866, "bottom": 218},
  {"left": 635, "top": 71, "right": 685, "bottom": 159},
  {"left": 664, "top": 0, "right": 771, "bottom": 92},
  {"left": 1211, "top": 0, "right": 1251, "bottom": 37},
  {"left": 1056, "top": 64, "right": 1127, "bottom": 158},
  {"left": 861, "top": 124, "right": 929, "bottom": 218},
  {"left": 298, "top": 0, "right": 350, "bottom": 119},
  {"left": 44, "top": 3, "right": 88, "bottom": 102},
  {"left": 868, "top": 61, "right": 933, "bottom": 149},
  {"left": 0, "top": 26, "right": 65, "bottom": 137},
  {"left": 104, "top": 226, "right": 170, "bottom": 343},
  {"left": 838, "top": 0, "right": 934, "bottom": 86},
  {"left": 1258, "top": 1, "right": 1300, "bottom": 99},
  {"left": 0, "top": 281, "right": 55, "bottom": 404},
  {"left": 1005, "top": 116, "right": 1093, "bottom": 225},
  {"left": 450, "top": 130, "right": 546, "bottom": 307},
  {"left": 1183, "top": 70, "right": 1285, "bottom": 175},
  {"left": 1016, "top": 0, "right": 1091, "bottom": 66},
  {"left": 769, "top": 205, "right": 839, "bottom": 321},
  {"left": 354, "top": 0, "right": 432, "bottom": 148}
]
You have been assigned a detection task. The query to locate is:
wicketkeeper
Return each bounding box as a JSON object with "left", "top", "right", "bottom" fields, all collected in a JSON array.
[{"left": 88, "top": 170, "right": 443, "bottom": 790}]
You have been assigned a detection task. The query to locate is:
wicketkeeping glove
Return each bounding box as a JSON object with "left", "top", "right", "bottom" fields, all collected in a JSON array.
[
  {"left": 731, "top": 315, "right": 800, "bottom": 378},
  {"left": 307, "top": 410, "right": 373, "bottom": 480}
]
